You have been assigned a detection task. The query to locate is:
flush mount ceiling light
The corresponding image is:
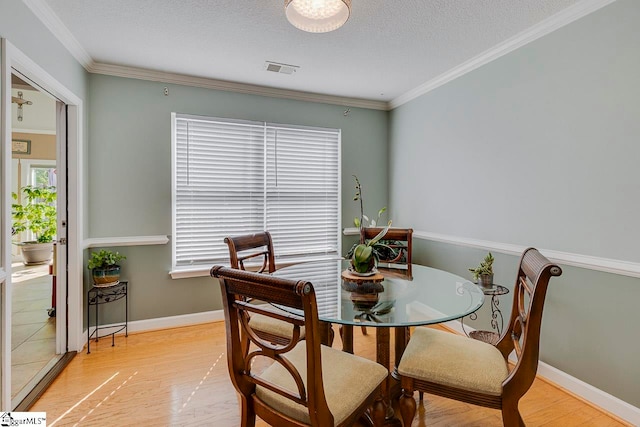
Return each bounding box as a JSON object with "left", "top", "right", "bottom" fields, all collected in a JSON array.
[{"left": 285, "top": 0, "right": 352, "bottom": 33}]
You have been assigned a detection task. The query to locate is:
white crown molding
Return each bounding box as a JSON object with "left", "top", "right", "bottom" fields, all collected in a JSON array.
[
  {"left": 21, "top": 0, "right": 93, "bottom": 69},
  {"left": 25, "top": 0, "right": 615, "bottom": 112},
  {"left": 22, "top": 0, "right": 385, "bottom": 110},
  {"left": 83, "top": 235, "right": 169, "bottom": 249},
  {"left": 343, "top": 227, "right": 640, "bottom": 278},
  {"left": 389, "top": 0, "right": 618, "bottom": 109},
  {"left": 88, "top": 62, "right": 389, "bottom": 111}
]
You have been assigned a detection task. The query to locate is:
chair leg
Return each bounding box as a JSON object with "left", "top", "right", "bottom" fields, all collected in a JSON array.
[
  {"left": 371, "top": 395, "right": 386, "bottom": 427},
  {"left": 501, "top": 398, "right": 525, "bottom": 427},
  {"left": 361, "top": 325, "right": 368, "bottom": 335},
  {"left": 239, "top": 396, "right": 256, "bottom": 427},
  {"left": 418, "top": 391, "right": 424, "bottom": 401},
  {"left": 399, "top": 388, "right": 416, "bottom": 427}
]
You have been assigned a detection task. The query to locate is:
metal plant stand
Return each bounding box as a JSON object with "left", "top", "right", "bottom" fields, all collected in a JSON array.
[
  {"left": 87, "top": 281, "right": 128, "bottom": 353},
  {"left": 462, "top": 284, "right": 509, "bottom": 345}
]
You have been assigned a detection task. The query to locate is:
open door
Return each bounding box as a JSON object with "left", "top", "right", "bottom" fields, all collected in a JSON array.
[{"left": 1, "top": 38, "right": 83, "bottom": 411}]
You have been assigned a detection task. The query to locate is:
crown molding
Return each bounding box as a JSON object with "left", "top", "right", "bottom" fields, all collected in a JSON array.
[
  {"left": 390, "top": 0, "right": 618, "bottom": 109},
  {"left": 21, "top": 0, "right": 93, "bottom": 69},
  {"left": 25, "top": 0, "right": 615, "bottom": 111},
  {"left": 88, "top": 62, "right": 389, "bottom": 110}
]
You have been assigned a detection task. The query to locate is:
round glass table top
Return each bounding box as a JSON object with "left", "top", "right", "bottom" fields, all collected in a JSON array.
[{"left": 272, "top": 259, "right": 484, "bottom": 328}]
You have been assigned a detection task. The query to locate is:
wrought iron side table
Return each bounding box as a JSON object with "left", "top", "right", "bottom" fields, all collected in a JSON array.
[
  {"left": 462, "top": 284, "right": 509, "bottom": 345},
  {"left": 87, "top": 281, "right": 128, "bottom": 353}
]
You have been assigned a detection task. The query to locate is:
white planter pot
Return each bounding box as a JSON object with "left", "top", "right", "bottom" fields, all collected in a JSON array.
[{"left": 18, "top": 242, "right": 53, "bottom": 265}]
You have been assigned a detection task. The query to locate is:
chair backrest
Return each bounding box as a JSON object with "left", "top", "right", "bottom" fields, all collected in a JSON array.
[
  {"left": 361, "top": 227, "right": 413, "bottom": 270},
  {"left": 224, "top": 231, "right": 276, "bottom": 273},
  {"left": 211, "top": 265, "right": 333, "bottom": 425},
  {"left": 496, "top": 248, "right": 562, "bottom": 396}
]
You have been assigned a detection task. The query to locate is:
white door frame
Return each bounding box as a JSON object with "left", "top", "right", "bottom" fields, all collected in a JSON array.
[{"left": 1, "top": 39, "right": 84, "bottom": 410}]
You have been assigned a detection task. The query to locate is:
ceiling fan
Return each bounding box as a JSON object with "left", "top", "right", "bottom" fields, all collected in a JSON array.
[{"left": 12, "top": 91, "right": 33, "bottom": 122}]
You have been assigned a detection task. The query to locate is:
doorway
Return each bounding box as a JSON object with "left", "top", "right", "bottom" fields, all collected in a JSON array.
[
  {"left": 2, "top": 39, "right": 83, "bottom": 411},
  {"left": 10, "top": 72, "right": 62, "bottom": 407}
]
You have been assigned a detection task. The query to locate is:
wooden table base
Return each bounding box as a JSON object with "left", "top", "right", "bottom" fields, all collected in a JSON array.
[{"left": 339, "top": 324, "right": 408, "bottom": 426}]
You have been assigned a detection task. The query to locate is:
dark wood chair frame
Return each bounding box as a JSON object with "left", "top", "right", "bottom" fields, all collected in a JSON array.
[
  {"left": 398, "top": 247, "right": 562, "bottom": 427},
  {"left": 224, "top": 231, "right": 292, "bottom": 347},
  {"left": 211, "top": 266, "right": 386, "bottom": 427},
  {"left": 360, "top": 227, "right": 413, "bottom": 272},
  {"left": 356, "top": 227, "right": 413, "bottom": 336},
  {"left": 225, "top": 231, "right": 276, "bottom": 274}
]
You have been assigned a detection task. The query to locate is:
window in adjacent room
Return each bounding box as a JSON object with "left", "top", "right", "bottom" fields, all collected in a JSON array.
[{"left": 171, "top": 113, "right": 341, "bottom": 274}]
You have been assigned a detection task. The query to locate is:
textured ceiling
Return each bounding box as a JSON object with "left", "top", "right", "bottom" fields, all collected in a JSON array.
[{"left": 44, "top": 0, "right": 582, "bottom": 102}]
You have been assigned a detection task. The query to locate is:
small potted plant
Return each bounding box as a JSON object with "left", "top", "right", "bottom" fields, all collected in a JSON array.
[
  {"left": 469, "top": 252, "right": 495, "bottom": 288},
  {"left": 11, "top": 185, "right": 57, "bottom": 265},
  {"left": 347, "top": 175, "right": 394, "bottom": 274},
  {"left": 88, "top": 249, "right": 126, "bottom": 287}
]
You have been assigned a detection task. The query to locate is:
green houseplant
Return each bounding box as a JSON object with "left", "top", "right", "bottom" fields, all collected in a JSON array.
[
  {"left": 347, "top": 175, "right": 394, "bottom": 274},
  {"left": 88, "top": 249, "right": 126, "bottom": 286},
  {"left": 11, "top": 185, "right": 57, "bottom": 265},
  {"left": 469, "top": 252, "right": 495, "bottom": 288}
]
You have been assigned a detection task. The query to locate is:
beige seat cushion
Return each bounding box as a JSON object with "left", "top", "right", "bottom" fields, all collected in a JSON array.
[
  {"left": 398, "top": 327, "right": 509, "bottom": 396},
  {"left": 249, "top": 307, "right": 305, "bottom": 340},
  {"left": 256, "top": 342, "right": 387, "bottom": 425}
]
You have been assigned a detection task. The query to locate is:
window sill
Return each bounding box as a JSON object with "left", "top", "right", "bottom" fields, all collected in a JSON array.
[{"left": 170, "top": 254, "right": 342, "bottom": 279}]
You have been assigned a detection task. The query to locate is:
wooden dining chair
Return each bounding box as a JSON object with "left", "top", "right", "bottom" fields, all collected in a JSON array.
[
  {"left": 358, "top": 227, "right": 413, "bottom": 335},
  {"left": 224, "top": 232, "right": 304, "bottom": 346},
  {"left": 397, "top": 247, "right": 562, "bottom": 427},
  {"left": 361, "top": 227, "right": 413, "bottom": 271},
  {"left": 211, "top": 266, "right": 387, "bottom": 427}
]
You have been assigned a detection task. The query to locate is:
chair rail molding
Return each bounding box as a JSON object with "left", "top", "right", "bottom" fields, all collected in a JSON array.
[
  {"left": 83, "top": 235, "right": 169, "bottom": 249},
  {"left": 343, "top": 228, "right": 640, "bottom": 279}
]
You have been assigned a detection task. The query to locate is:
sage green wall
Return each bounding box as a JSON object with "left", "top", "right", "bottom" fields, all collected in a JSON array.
[
  {"left": 87, "top": 73, "right": 388, "bottom": 321},
  {"left": 0, "top": 2, "right": 88, "bottom": 100},
  {"left": 1, "top": 1, "right": 90, "bottom": 239},
  {"left": 389, "top": 0, "right": 640, "bottom": 408}
]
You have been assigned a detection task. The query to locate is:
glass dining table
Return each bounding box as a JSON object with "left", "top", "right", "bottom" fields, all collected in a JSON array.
[{"left": 273, "top": 258, "right": 484, "bottom": 424}]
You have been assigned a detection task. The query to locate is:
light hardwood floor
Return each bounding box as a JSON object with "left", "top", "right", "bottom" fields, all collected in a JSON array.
[
  {"left": 32, "top": 322, "right": 628, "bottom": 426},
  {"left": 12, "top": 262, "right": 58, "bottom": 403}
]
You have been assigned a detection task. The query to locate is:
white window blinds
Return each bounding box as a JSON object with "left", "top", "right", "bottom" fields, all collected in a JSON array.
[{"left": 172, "top": 113, "right": 340, "bottom": 270}]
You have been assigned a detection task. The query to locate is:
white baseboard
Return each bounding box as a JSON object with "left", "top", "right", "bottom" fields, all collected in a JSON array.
[
  {"left": 440, "top": 320, "right": 640, "bottom": 425},
  {"left": 82, "top": 310, "right": 225, "bottom": 349}
]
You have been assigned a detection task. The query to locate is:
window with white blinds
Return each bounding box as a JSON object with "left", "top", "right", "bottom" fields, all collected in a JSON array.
[{"left": 172, "top": 113, "right": 340, "bottom": 271}]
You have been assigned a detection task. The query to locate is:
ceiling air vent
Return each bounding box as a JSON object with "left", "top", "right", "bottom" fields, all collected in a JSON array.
[{"left": 265, "top": 61, "right": 299, "bottom": 75}]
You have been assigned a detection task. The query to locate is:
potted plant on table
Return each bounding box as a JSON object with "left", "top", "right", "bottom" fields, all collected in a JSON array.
[
  {"left": 469, "top": 252, "right": 495, "bottom": 288},
  {"left": 347, "top": 175, "right": 394, "bottom": 274},
  {"left": 88, "top": 249, "right": 126, "bottom": 287},
  {"left": 11, "top": 185, "right": 57, "bottom": 265}
]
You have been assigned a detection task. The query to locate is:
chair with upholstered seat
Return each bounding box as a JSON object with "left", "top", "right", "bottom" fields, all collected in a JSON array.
[
  {"left": 397, "top": 247, "right": 562, "bottom": 427},
  {"left": 361, "top": 227, "right": 413, "bottom": 272},
  {"left": 358, "top": 227, "right": 413, "bottom": 336},
  {"left": 224, "top": 232, "right": 304, "bottom": 346},
  {"left": 211, "top": 265, "right": 387, "bottom": 427}
]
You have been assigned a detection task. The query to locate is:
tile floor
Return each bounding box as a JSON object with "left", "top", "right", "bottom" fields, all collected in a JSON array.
[{"left": 11, "top": 261, "right": 59, "bottom": 403}]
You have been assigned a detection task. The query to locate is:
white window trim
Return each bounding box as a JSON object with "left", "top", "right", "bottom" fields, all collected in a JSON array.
[{"left": 170, "top": 113, "right": 341, "bottom": 278}]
